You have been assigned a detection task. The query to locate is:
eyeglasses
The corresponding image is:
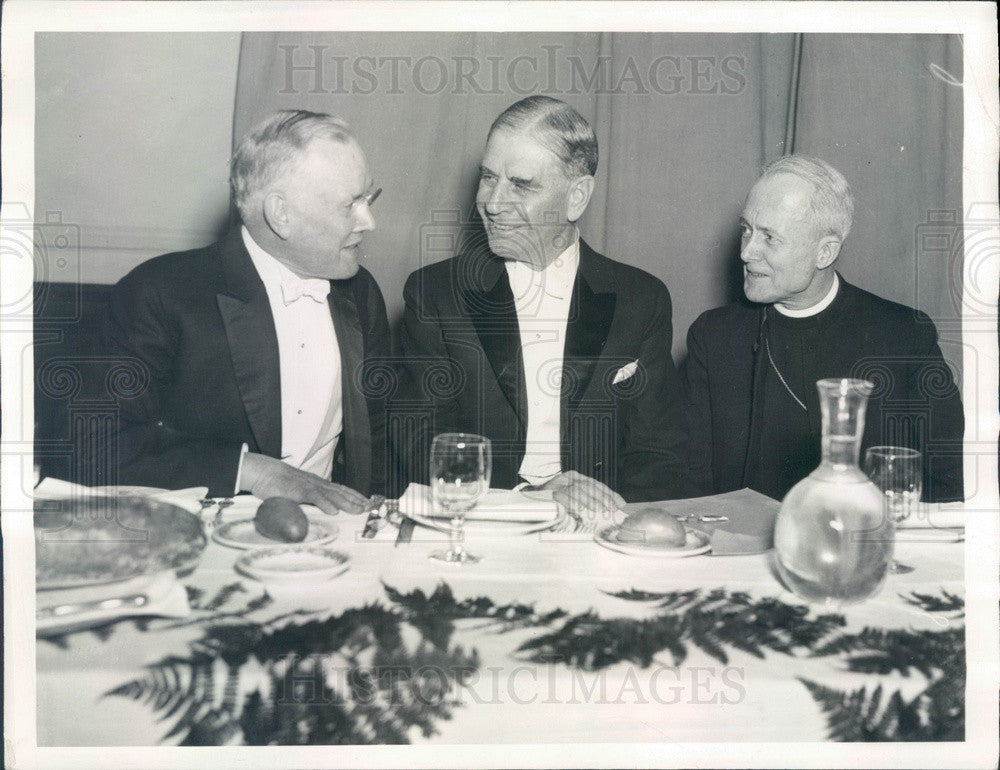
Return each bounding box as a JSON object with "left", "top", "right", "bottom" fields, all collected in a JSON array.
[{"left": 358, "top": 187, "right": 382, "bottom": 208}]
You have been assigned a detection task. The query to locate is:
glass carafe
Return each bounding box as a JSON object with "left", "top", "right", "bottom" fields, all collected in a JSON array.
[{"left": 774, "top": 378, "right": 890, "bottom": 605}]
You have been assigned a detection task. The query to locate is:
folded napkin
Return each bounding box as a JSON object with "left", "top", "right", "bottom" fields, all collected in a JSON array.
[
  {"left": 34, "top": 478, "right": 208, "bottom": 515},
  {"left": 36, "top": 569, "right": 190, "bottom": 637},
  {"left": 625, "top": 488, "right": 781, "bottom": 556},
  {"left": 399, "top": 483, "right": 559, "bottom": 523}
]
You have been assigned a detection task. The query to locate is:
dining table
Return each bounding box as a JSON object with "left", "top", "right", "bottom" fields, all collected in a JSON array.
[{"left": 33, "top": 486, "right": 972, "bottom": 755}]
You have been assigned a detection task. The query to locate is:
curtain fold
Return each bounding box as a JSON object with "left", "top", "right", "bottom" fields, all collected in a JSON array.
[{"left": 233, "top": 32, "right": 961, "bottom": 362}]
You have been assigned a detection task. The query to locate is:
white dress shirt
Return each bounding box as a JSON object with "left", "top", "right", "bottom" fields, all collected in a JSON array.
[
  {"left": 505, "top": 240, "right": 580, "bottom": 486},
  {"left": 241, "top": 227, "right": 342, "bottom": 481}
]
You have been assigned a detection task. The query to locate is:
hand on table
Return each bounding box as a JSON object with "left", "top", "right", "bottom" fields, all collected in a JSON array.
[
  {"left": 537, "top": 471, "right": 626, "bottom": 526},
  {"left": 240, "top": 452, "right": 368, "bottom": 515}
]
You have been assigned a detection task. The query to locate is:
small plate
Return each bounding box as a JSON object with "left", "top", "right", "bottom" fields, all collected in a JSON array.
[
  {"left": 236, "top": 546, "right": 350, "bottom": 582},
  {"left": 212, "top": 517, "right": 339, "bottom": 549},
  {"left": 594, "top": 525, "right": 711, "bottom": 558}
]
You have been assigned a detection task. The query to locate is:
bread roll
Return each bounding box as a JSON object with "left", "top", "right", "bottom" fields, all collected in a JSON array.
[{"left": 618, "top": 509, "right": 686, "bottom": 547}]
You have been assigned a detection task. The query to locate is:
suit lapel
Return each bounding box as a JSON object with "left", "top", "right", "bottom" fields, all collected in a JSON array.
[
  {"left": 216, "top": 228, "right": 282, "bottom": 458},
  {"left": 328, "top": 281, "right": 370, "bottom": 493},
  {"left": 462, "top": 256, "right": 526, "bottom": 424},
  {"left": 562, "top": 242, "right": 616, "bottom": 410}
]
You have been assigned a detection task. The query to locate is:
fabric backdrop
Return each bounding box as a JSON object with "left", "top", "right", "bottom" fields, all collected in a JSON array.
[{"left": 233, "top": 32, "right": 962, "bottom": 371}]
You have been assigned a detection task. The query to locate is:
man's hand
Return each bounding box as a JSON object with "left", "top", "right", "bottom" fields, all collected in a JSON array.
[
  {"left": 240, "top": 452, "right": 368, "bottom": 515},
  {"left": 539, "top": 470, "right": 626, "bottom": 524}
]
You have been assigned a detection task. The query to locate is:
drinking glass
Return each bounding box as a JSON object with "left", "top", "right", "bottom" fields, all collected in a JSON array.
[
  {"left": 864, "top": 446, "right": 922, "bottom": 575},
  {"left": 428, "top": 433, "right": 491, "bottom": 565}
]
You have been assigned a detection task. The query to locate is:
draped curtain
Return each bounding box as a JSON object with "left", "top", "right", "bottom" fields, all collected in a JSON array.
[{"left": 233, "top": 32, "right": 962, "bottom": 369}]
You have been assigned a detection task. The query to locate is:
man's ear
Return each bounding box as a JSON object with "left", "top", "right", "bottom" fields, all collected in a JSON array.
[
  {"left": 816, "top": 235, "right": 842, "bottom": 269},
  {"left": 566, "top": 176, "right": 595, "bottom": 223},
  {"left": 262, "top": 192, "right": 291, "bottom": 240}
]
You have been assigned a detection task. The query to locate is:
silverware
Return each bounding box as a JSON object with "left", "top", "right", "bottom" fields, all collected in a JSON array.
[
  {"left": 676, "top": 513, "right": 729, "bottom": 523},
  {"left": 213, "top": 498, "right": 234, "bottom": 527},
  {"left": 37, "top": 593, "right": 149, "bottom": 619},
  {"left": 361, "top": 495, "right": 387, "bottom": 539},
  {"left": 395, "top": 515, "right": 415, "bottom": 547}
]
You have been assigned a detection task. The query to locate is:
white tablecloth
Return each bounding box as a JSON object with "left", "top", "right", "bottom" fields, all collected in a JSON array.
[{"left": 35, "top": 495, "right": 966, "bottom": 747}]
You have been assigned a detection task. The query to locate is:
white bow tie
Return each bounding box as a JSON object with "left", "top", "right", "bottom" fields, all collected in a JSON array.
[{"left": 281, "top": 277, "right": 330, "bottom": 305}]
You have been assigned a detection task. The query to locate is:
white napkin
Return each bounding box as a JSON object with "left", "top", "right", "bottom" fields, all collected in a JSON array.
[
  {"left": 34, "top": 478, "right": 208, "bottom": 515},
  {"left": 612, "top": 360, "right": 639, "bottom": 384},
  {"left": 36, "top": 569, "right": 190, "bottom": 637},
  {"left": 399, "top": 483, "right": 559, "bottom": 523}
]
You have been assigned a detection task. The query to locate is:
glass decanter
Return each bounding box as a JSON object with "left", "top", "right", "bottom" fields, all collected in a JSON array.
[{"left": 773, "top": 378, "right": 890, "bottom": 606}]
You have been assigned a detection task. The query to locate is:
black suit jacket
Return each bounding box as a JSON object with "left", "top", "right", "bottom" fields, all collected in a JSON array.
[
  {"left": 101, "top": 227, "right": 390, "bottom": 497},
  {"left": 394, "top": 239, "right": 695, "bottom": 501},
  {"left": 682, "top": 277, "right": 964, "bottom": 502}
]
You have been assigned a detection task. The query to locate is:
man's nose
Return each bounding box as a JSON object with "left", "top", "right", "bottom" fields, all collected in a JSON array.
[
  {"left": 740, "top": 233, "right": 759, "bottom": 262},
  {"left": 482, "top": 182, "right": 509, "bottom": 216},
  {"left": 354, "top": 203, "right": 375, "bottom": 233}
]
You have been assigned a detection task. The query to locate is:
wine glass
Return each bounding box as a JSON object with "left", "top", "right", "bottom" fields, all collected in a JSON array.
[
  {"left": 428, "top": 433, "right": 491, "bottom": 565},
  {"left": 864, "top": 446, "right": 922, "bottom": 575}
]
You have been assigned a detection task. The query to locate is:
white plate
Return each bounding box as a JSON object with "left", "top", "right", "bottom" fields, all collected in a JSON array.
[
  {"left": 212, "top": 517, "right": 339, "bottom": 549},
  {"left": 594, "top": 525, "right": 711, "bottom": 558},
  {"left": 236, "top": 546, "right": 350, "bottom": 582},
  {"left": 406, "top": 509, "right": 564, "bottom": 537},
  {"left": 88, "top": 485, "right": 170, "bottom": 496}
]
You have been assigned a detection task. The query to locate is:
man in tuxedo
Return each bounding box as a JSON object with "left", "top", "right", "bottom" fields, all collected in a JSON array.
[
  {"left": 396, "top": 96, "right": 694, "bottom": 516},
  {"left": 683, "top": 155, "right": 964, "bottom": 502},
  {"left": 103, "top": 110, "right": 389, "bottom": 513}
]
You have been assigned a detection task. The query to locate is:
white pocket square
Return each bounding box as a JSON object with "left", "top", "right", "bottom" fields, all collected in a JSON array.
[{"left": 613, "top": 360, "right": 639, "bottom": 384}]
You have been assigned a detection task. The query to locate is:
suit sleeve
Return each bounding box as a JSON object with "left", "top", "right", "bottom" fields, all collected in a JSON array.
[
  {"left": 358, "top": 271, "right": 391, "bottom": 497},
  {"left": 391, "top": 272, "right": 462, "bottom": 494},
  {"left": 681, "top": 318, "right": 716, "bottom": 496},
  {"left": 908, "top": 315, "right": 964, "bottom": 502},
  {"left": 101, "top": 273, "right": 244, "bottom": 496},
  {"left": 617, "top": 285, "right": 699, "bottom": 501}
]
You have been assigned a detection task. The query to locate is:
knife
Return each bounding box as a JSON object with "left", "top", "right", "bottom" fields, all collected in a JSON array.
[
  {"left": 395, "top": 516, "right": 415, "bottom": 547},
  {"left": 37, "top": 592, "right": 149, "bottom": 619},
  {"left": 361, "top": 497, "right": 386, "bottom": 539}
]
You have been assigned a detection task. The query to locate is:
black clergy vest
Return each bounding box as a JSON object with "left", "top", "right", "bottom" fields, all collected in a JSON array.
[{"left": 744, "top": 304, "right": 833, "bottom": 500}]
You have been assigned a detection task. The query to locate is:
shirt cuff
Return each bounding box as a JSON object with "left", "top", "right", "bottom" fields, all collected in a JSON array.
[{"left": 233, "top": 443, "right": 249, "bottom": 495}]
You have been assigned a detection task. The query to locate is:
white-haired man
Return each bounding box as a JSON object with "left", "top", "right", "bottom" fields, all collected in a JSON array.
[
  {"left": 683, "top": 155, "right": 964, "bottom": 502},
  {"left": 103, "top": 110, "right": 389, "bottom": 513},
  {"left": 397, "top": 96, "right": 695, "bottom": 517}
]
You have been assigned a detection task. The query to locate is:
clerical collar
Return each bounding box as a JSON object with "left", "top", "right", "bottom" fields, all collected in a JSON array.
[
  {"left": 773, "top": 273, "right": 840, "bottom": 318},
  {"left": 504, "top": 238, "right": 580, "bottom": 301}
]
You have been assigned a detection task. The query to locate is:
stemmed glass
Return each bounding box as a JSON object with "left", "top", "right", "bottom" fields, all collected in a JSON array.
[
  {"left": 428, "top": 433, "right": 491, "bottom": 565},
  {"left": 864, "top": 446, "right": 922, "bottom": 575}
]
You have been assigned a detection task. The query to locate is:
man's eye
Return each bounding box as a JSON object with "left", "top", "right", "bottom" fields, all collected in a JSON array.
[
  {"left": 480, "top": 173, "right": 496, "bottom": 183},
  {"left": 739, "top": 225, "right": 751, "bottom": 237}
]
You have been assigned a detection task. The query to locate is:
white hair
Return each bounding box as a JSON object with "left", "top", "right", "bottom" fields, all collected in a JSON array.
[
  {"left": 230, "top": 110, "right": 354, "bottom": 222},
  {"left": 761, "top": 154, "right": 854, "bottom": 241}
]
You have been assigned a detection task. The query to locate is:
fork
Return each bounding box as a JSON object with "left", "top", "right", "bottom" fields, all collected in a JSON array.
[
  {"left": 198, "top": 498, "right": 233, "bottom": 531},
  {"left": 674, "top": 513, "right": 729, "bottom": 523},
  {"left": 213, "top": 498, "right": 234, "bottom": 527}
]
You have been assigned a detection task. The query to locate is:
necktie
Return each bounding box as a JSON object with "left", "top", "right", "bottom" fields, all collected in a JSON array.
[{"left": 281, "top": 277, "right": 330, "bottom": 305}]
